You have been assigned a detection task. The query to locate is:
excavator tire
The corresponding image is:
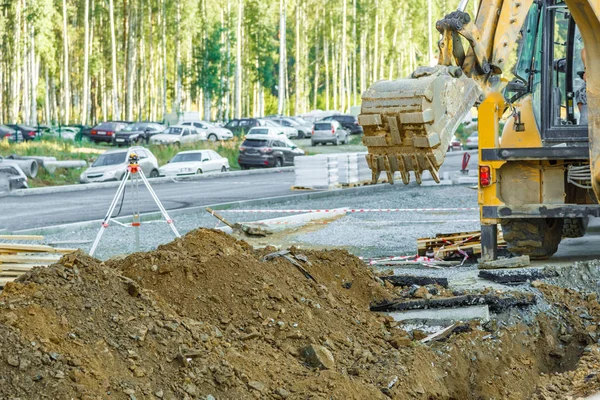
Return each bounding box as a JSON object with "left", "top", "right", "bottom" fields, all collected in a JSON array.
[
  {"left": 500, "top": 218, "right": 563, "bottom": 260},
  {"left": 562, "top": 217, "right": 589, "bottom": 238}
]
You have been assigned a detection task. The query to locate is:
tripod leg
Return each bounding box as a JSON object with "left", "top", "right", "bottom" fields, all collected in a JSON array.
[
  {"left": 89, "top": 172, "right": 130, "bottom": 256},
  {"left": 138, "top": 170, "right": 181, "bottom": 238}
]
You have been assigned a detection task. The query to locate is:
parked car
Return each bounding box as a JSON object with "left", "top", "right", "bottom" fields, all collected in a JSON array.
[
  {"left": 149, "top": 125, "right": 201, "bottom": 145},
  {"left": 246, "top": 126, "right": 288, "bottom": 137},
  {"left": 5, "top": 124, "right": 38, "bottom": 141},
  {"left": 259, "top": 119, "right": 298, "bottom": 138},
  {"left": 465, "top": 132, "right": 478, "bottom": 149},
  {"left": 180, "top": 121, "right": 234, "bottom": 141},
  {"left": 0, "top": 162, "right": 28, "bottom": 190},
  {"left": 320, "top": 114, "right": 363, "bottom": 135},
  {"left": 311, "top": 120, "right": 348, "bottom": 146},
  {"left": 268, "top": 117, "right": 311, "bottom": 139},
  {"left": 224, "top": 118, "right": 262, "bottom": 136},
  {"left": 113, "top": 122, "right": 165, "bottom": 145},
  {"left": 0, "top": 125, "right": 22, "bottom": 142},
  {"left": 40, "top": 126, "right": 78, "bottom": 140},
  {"left": 90, "top": 121, "right": 130, "bottom": 143},
  {"left": 448, "top": 134, "right": 464, "bottom": 151},
  {"left": 79, "top": 147, "right": 159, "bottom": 183},
  {"left": 238, "top": 136, "right": 304, "bottom": 169},
  {"left": 159, "top": 150, "right": 230, "bottom": 176}
]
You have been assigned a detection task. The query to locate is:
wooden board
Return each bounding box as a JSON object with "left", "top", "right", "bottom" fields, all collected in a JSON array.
[
  {"left": 0, "top": 243, "right": 75, "bottom": 254},
  {"left": 0, "top": 235, "right": 44, "bottom": 241},
  {"left": 0, "top": 255, "right": 61, "bottom": 264},
  {"left": 0, "top": 263, "right": 43, "bottom": 271}
]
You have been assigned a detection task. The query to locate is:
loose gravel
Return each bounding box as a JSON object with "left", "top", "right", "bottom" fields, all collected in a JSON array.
[{"left": 37, "top": 183, "right": 478, "bottom": 260}]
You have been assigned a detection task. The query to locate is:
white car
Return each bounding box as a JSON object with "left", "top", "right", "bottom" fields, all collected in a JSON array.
[
  {"left": 180, "top": 121, "right": 234, "bottom": 141},
  {"left": 246, "top": 126, "right": 288, "bottom": 137},
  {"left": 159, "top": 150, "right": 230, "bottom": 176},
  {"left": 149, "top": 125, "right": 201, "bottom": 145},
  {"left": 80, "top": 147, "right": 160, "bottom": 183},
  {"left": 259, "top": 119, "right": 298, "bottom": 138}
]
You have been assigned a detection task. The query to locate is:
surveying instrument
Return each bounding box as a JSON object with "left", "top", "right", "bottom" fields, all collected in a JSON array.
[{"left": 89, "top": 152, "right": 180, "bottom": 256}]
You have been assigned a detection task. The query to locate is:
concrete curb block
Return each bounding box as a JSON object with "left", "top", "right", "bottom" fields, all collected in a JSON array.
[
  {"left": 7, "top": 167, "right": 295, "bottom": 197},
  {"left": 13, "top": 184, "right": 394, "bottom": 235},
  {"left": 249, "top": 208, "right": 347, "bottom": 232}
]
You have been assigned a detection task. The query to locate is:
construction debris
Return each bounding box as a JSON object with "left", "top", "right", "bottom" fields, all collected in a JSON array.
[
  {"left": 417, "top": 230, "right": 506, "bottom": 260},
  {"left": 479, "top": 268, "right": 559, "bottom": 285},
  {"left": 479, "top": 255, "right": 530, "bottom": 270},
  {"left": 380, "top": 275, "right": 449, "bottom": 288},
  {"left": 371, "top": 292, "right": 536, "bottom": 313},
  {"left": 421, "top": 322, "right": 472, "bottom": 343}
]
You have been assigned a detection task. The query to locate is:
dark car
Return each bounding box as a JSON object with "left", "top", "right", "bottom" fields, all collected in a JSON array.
[
  {"left": 224, "top": 118, "right": 261, "bottom": 136},
  {"left": 238, "top": 136, "right": 304, "bottom": 169},
  {"left": 0, "top": 125, "right": 22, "bottom": 142},
  {"left": 321, "top": 114, "right": 363, "bottom": 135},
  {"left": 113, "top": 122, "right": 165, "bottom": 145},
  {"left": 89, "top": 122, "right": 130, "bottom": 143},
  {"left": 5, "top": 124, "right": 38, "bottom": 141}
]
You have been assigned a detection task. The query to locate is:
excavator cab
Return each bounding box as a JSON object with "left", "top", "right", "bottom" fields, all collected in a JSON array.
[{"left": 360, "top": 0, "right": 600, "bottom": 260}]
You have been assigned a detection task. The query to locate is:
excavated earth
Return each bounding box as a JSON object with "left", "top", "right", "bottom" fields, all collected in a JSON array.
[{"left": 1, "top": 229, "right": 600, "bottom": 399}]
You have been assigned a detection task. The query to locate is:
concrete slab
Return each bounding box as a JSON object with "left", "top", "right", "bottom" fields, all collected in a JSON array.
[{"left": 385, "top": 305, "right": 490, "bottom": 322}]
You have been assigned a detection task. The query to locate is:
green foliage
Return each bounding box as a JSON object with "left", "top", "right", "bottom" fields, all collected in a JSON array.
[{"left": 0, "top": 137, "right": 243, "bottom": 186}]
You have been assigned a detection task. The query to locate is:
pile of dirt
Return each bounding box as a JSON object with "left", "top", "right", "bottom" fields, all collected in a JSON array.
[{"left": 0, "top": 228, "right": 599, "bottom": 399}]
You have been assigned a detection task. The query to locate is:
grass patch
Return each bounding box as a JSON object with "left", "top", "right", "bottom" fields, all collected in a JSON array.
[
  {"left": 348, "top": 135, "right": 364, "bottom": 146},
  {"left": 0, "top": 137, "right": 243, "bottom": 187}
]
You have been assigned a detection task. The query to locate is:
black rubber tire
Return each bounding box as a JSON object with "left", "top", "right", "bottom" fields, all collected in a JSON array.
[
  {"left": 221, "top": 166, "right": 227, "bottom": 172},
  {"left": 240, "top": 165, "right": 249, "bottom": 170},
  {"left": 208, "top": 134, "right": 217, "bottom": 142},
  {"left": 311, "top": 141, "right": 316, "bottom": 147},
  {"left": 562, "top": 217, "right": 589, "bottom": 238},
  {"left": 275, "top": 158, "right": 283, "bottom": 168},
  {"left": 501, "top": 218, "right": 563, "bottom": 259},
  {"left": 196, "top": 168, "right": 203, "bottom": 174},
  {"left": 149, "top": 169, "right": 159, "bottom": 178}
]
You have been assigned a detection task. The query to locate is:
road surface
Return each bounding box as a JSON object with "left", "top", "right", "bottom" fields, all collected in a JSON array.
[{"left": 1, "top": 170, "right": 296, "bottom": 231}]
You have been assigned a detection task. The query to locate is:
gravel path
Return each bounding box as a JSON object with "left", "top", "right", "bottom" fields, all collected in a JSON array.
[{"left": 39, "top": 183, "right": 478, "bottom": 260}]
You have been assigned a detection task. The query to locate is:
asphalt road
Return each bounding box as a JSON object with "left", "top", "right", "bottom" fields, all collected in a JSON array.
[{"left": 1, "top": 170, "right": 296, "bottom": 231}]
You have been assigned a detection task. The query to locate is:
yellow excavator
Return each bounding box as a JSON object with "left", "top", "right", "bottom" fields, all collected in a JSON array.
[{"left": 359, "top": 0, "right": 600, "bottom": 260}]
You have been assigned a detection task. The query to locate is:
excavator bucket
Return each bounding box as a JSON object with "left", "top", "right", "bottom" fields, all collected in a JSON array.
[{"left": 359, "top": 65, "right": 481, "bottom": 185}]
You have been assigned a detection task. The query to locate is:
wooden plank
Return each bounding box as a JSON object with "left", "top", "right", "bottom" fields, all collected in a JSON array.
[
  {"left": 0, "top": 271, "right": 26, "bottom": 277},
  {"left": 0, "top": 255, "right": 61, "bottom": 264},
  {"left": 0, "top": 277, "right": 18, "bottom": 287},
  {"left": 0, "top": 243, "right": 75, "bottom": 254},
  {"left": 0, "top": 235, "right": 44, "bottom": 241},
  {"left": 0, "top": 263, "right": 44, "bottom": 271}
]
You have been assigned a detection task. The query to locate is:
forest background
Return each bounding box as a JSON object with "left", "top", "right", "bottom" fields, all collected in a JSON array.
[{"left": 0, "top": 0, "right": 473, "bottom": 126}]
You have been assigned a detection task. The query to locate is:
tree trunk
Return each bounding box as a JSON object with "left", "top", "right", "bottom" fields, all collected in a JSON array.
[
  {"left": 235, "top": 0, "right": 243, "bottom": 118},
  {"left": 277, "top": 0, "right": 286, "bottom": 115},
  {"left": 373, "top": 1, "right": 378, "bottom": 83},
  {"left": 294, "top": 2, "right": 300, "bottom": 115},
  {"left": 109, "top": 0, "right": 119, "bottom": 119},
  {"left": 340, "top": 0, "right": 347, "bottom": 113},
  {"left": 324, "top": 36, "right": 329, "bottom": 110},
  {"left": 82, "top": 0, "right": 90, "bottom": 125},
  {"left": 352, "top": 0, "right": 357, "bottom": 106},
  {"left": 126, "top": 5, "right": 136, "bottom": 121},
  {"left": 62, "top": 0, "right": 70, "bottom": 124},
  {"left": 161, "top": 0, "right": 167, "bottom": 120},
  {"left": 313, "top": 16, "right": 319, "bottom": 110}
]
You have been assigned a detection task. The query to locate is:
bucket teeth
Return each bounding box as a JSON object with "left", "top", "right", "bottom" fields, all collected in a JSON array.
[{"left": 359, "top": 65, "right": 480, "bottom": 185}]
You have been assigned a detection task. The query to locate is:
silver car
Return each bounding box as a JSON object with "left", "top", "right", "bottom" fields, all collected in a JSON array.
[
  {"left": 80, "top": 147, "right": 160, "bottom": 183},
  {"left": 180, "top": 121, "right": 234, "bottom": 141},
  {"left": 311, "top": 120, "right": 348, "bottom": 146}
]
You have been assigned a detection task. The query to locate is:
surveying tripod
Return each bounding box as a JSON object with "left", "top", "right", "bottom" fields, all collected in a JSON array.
[{"left": 89, "top": 153, "right": 180, "bottom": 256}]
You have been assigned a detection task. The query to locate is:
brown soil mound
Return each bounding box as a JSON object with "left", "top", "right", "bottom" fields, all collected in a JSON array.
[{"left": 0, "top": 229, "right": 599, "bottom": 399}]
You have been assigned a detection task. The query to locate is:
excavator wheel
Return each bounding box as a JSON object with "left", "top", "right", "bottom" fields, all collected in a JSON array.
[
  {"left": 562, "top": 217, "right": 589, "bottom": 238},
  {"left": 500, "top": 218, "right": 563, "bottom": 260}
]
